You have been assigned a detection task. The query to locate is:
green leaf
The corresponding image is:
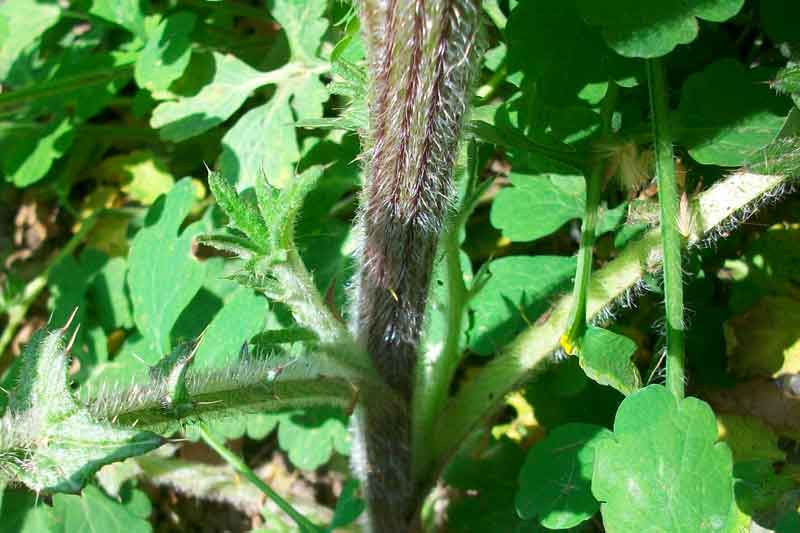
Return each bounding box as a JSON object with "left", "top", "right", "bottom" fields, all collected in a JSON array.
[
  {"left": 220, "top": 95, "right": 300, "bottom": 190},
  {"left": 276, "top": 407, "right": 350, "bottom": 471},
  {"left": 128, "top": 179, "right": 206, "bottom": 354},
  {"left": 151, "top": 52, "right": 264, "bottom": 142},
  {"left": 733, "top": 460, "right": 797, "bottom": 517},
  {"left": 677, "top": 59, "right": 791, "bottom": 166},
  {"left": 446, "top": 438, "right": 540, "bottom": 532},
  {"left": 760, "top": 0, "right": 800, "bottom": 44},
  {"left": 490, "top": 172, "right": 584, "bottom": 242},
  {"left": 0, "top": 484, "right": 152, "bottom": 533},
  {"left": 192, "top": 287, "right": 266, "bottom": 369},
  {"left": 576, "top": 0, "right": 744, "bottom": 58},
  {"left": 777, "top": 511, "right": 800, "bottom": 533},
  {"left": 1, "top": 117, "right": 74, "bottom": 186},
  {"left": 467, "top": 256, "right": 577, "bottom": 355},
  {"left": 89, "top": 0, "right": 148, "bottom": 39},
  {"left": 516, "top": 423, "right": 611, "bottom": 529},
  {"left": 208, "top": 170, "right": 270, "bottom": 250},
  {"left": 269, "top": 0, "right": 328, "bottom": 64},
  {"left": 506, "top": 0, "right": 637, "bottom": 105},
  {"left": 0, "top": 326, "right": 163, "bottom": 493},
  {"left": 717, "top": 414, "right": 785, "bottom": 463},
  {"left": 579, "top": 327, "right": 642, "bottom": 396},
  {"left": 0, "top": 0, "right": 61, "bottom": 80},
  {"left": 52, "top": 485, "right": 152, "bottom": 533},
  {"left": 592, "top": 385, "right": 735, "bottom": 532},
  {"left": 134, "top": 12, "right": 196, "bottom": 92},
  {"left": 258, "top": 165, "right": 325, "bottom": 251},
  {"left": 0, "top": 489, "right": 59, "bottom": 532}
]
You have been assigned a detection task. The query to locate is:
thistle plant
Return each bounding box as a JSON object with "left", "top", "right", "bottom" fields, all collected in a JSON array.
[{"left": 1, "top": 1, "right": 800, "bottom": 532}]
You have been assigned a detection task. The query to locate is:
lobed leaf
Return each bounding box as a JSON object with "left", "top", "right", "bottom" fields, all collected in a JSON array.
[
  {"left": 128, "top": 178, "right": 206, "bottom": 354},
  {"left": 516, "top": 423, "right": 611, "bottom": 529},
  {"left": 0, "top": 0, "right": 61, "bottom": 80},
  {"left": 576, "top": 0, "right": 744, "bottom": 58},
  {"left": 677, "top": 59, "right": 791, "bottom": 166},
  {"left": 134, "top": 12, "right": 197, "bottom": 92},
  {"left": 150, "top": 52, "right": 265, "bottom": 142},
  {"left": 592, "top": 385, "right": 735, "bottom": 532}
]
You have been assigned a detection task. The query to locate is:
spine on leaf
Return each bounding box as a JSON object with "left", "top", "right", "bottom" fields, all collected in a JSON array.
[{"left": 354, "top": 0, "right": 480, "bottom": 530}]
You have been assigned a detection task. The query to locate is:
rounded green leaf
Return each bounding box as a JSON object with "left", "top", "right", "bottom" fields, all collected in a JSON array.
[
  {"left": 467, "top": 256, "right": 577, "bottom": 355},
  {"left": 592, "top": 385, "right": 735, "bottom": 532},
  {"left": 579, "top": 326, "right": 642, "bottom": 396},
  {"left": 576, "top": 0, "right": 744, "bottom": 58},
  {"left": 507, "top": 0, "right": 638, "bottom": 105},
  {"left": 516, "top": 423, "right": 612, "bottom": 529},
  {"left": 491, "top": 172, "right": 585, "bottom": 242},
  {"left": 277, "top": 407, "right": 350, "bottom": 471},
  {"left": 677, "top": 59, "right": 791, "bottom": 166}
]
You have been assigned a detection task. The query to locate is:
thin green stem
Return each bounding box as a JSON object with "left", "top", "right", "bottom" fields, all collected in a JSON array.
[
  {"left": 561, "top": 82, "right": 619, "bottom": 355},
  {"left": 0, "top": 213, "right": 101, "bottom": 371},
  {"left": 412, "top": 143, "right": 479, "bottom": 482},
  {"left": 646, "top": 58, "right": 685, "bottom": 400},
  {"left": 198, "top": 424, "right": 323, "bottom": 533}
]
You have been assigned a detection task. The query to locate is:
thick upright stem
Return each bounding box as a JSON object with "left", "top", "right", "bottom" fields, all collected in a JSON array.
[
  {"left": 646, "top": 58, "right": 685, "bottom": 400},
  {"left": 354, "top": 1, "right": 480, "bottom": 530}
]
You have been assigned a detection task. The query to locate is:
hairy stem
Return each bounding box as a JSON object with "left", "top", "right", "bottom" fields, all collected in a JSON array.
[
  {"left": 82, "top": 357, "right": 356, "bottom": 433},
  {"left": 561, "top": 82, "right": 619, "bottom": 355},
  {"left": 646, "top": 58, "right": 685, "bottom": 400},
  {"left": 198, "top": 423, "right": 323, "bottom": 532},
  {"left": 354, "top": 0, "right": 480, "bottom": 530}
]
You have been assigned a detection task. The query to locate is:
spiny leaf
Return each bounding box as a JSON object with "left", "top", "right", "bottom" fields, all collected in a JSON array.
[
  {"left": 772, "top": 64, "right": 800, "bottom": 98},
  {"left": 0, "top": 324, "right": 163, "bottom": 493},
  {"left": 208, "top": 170, "right": 270, "bottom": 251},
  {"left": 592, "top": 385, "right": 735, "bottom": 532}
]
